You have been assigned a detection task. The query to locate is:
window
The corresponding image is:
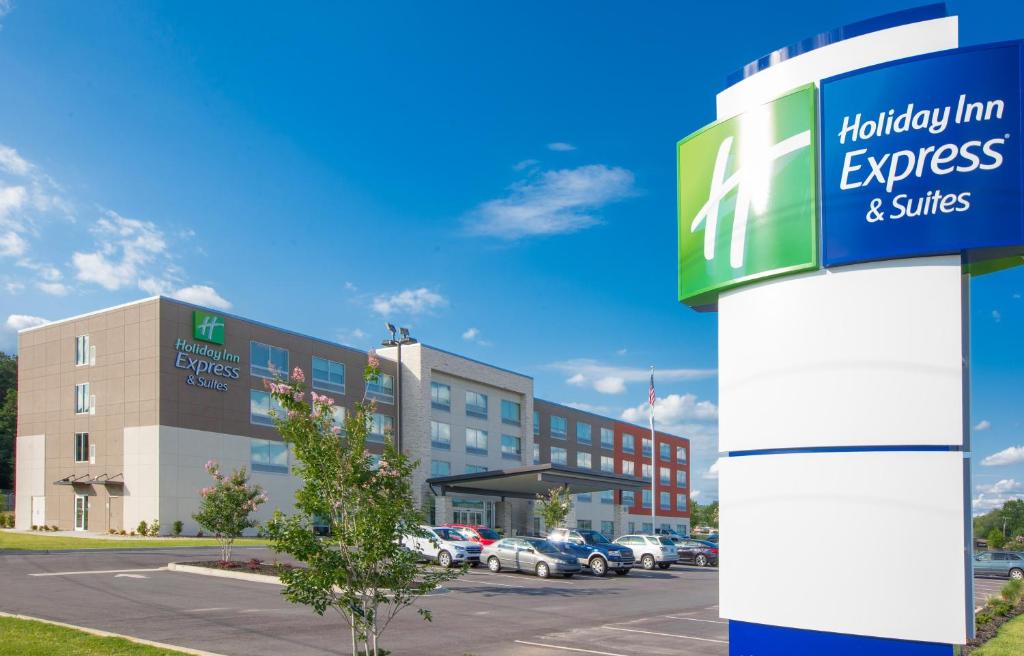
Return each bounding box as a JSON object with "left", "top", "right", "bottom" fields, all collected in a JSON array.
[
  {"left": 601, "top": 520, "right": 615, "bottom": 535},
  {"left": 466, "top": 428, "right": 488, "bottom": 455},
  {"left": 368, "top": 413, "right": 393, "bottom": 442},
  {"left": 622, "top": 490, "right": 635, "bottom": 506},
  {"left": 642, "top": 489, "right": 652, "bottom": 508},
  {"left": 576, "top": 422, "right": 592, "bottom": 445},
  {"left": 251, "top": 341, "right": 289, "bottom": 379},
  {"left": 533, "top": 442, "right": 540, "bottom": 464},
  {"left": 75, "top": 335, "right": 90, "bottom": 366},
  {"left": 660, "top": 491, "right": 671, "bottom": 510},
  {"left": 501, "top": 400, "right": 521, "bottom": 425},
  {"left": 601, "top": 456, "right": 614, "bottom": 473},
  {"left": 331, "top": 406, "right": 346, "bottom": 433},
  {"left": 677, "top": 524, "right": 687, "bottom": 535},
  {"left": 431, "top": 421, "right": 451, "bottom": 449},
  {"left": 551, "top": 415, "right": 567, "bottom": 438},
  {"left": 461, "top": 391, "right": 486, "bottom": 418},
  {"left": 501, "top": 434, "right": 521, "bottom": 460},
  {"left": 367, "top": 373, "right": 394, "bottom": 403},
  {"left": 312, "top": 356, "right": 345, "bottom": 394},
  {"left": 577, "top": 519, "right": 593, "bottom": 530},
  {"left": 628, "top": 521, "right": 636, "bottom": 533},
  {"left": 660, "top": 467, "right": 670, "bottom": 485},
  {"left": 600, "top": 427, "right": 613, "bottom": 450},
  {"left": 642, "top": 463, "right": 652, "bottom": 481},
  {"left": 74, "top": 383, "right": 91, "bottom": 414},
  {"left": 676, "top": 494, "right": 687, "bottom": 511},
  {"left": 74, "top": 432, "right": 89, "bottom": 463},
  {"left": 466, "top": 464, "right": 488, "bottom": 474},
  {"left": 431, "top": 460, "right": 451, "bottom": 477},
  {"left": 577, "top": 452, "right": 592, "bottom": 469},
  {"left": 551, "top": 446, "right": 567, "bottom": 465},
  {"left": 577, "top": 492, "right": 592, "bottom": 503},
  {"left": 660, "top": 442, "right": 671, "bottom": 461},
  {"left": 250, "top": 389, "right": 285, "bottom": 426},
  {"left": 622, "top": 434, "right": 635, "bottom": 454},
  {"left": 641, "top": 522, "right": 653, "bottom": 534},
  {"left": 600, "top": 490, "right": 614, "bottom": 505},
  {"left": 533, "top": 410, "right": 540, "bottom": 436},
  {"left": 676, "top": 446, "right": 687, "bottom": 464},
  {"left": 431, "top": 382, "right": 451, "bottom": 410},
  {"left": 676, "top": 470, "right": 687, "bottom": 488},
  {"left": 642, "top": 438, "right": 652, "bottom": 457},
  {"left": 251, "top": 439, "right": 288, "bottom": 473},
  {"left": 622, "top": 460, "right": 635, "bottom": 476}
]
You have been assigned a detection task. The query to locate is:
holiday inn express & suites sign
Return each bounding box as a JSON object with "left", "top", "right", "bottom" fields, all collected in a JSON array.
[{"left": 173, "top": 310, "right": 241, "bottom": 391}]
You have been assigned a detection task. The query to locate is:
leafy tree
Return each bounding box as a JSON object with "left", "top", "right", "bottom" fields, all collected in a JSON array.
[
  {"left": 0, "top": 353, "right": 17, "bottom": 491},
  {"left": 264, "top": 358, "right": 463, "bottom": 656},
  {"left": 536, "top": 485, "right": 572, "bottom": 531},
  {"left": 988, "top": 527, "right": 1007, "bottom": 550},
  {"left": 192, "top": 461, "right": 267, "bottom": 561}
]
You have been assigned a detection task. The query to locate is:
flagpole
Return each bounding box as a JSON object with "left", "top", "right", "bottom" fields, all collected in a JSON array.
[{"left": 649, "top": 366, "right": 656, "bottom": 532}]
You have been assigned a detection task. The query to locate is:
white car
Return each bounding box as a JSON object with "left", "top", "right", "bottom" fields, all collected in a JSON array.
[
  {"left": 613, "top": 534, "right": 679, "bottom": 570},
  {"left": 401, "top": 525, "right": 482, "bottom": 568}
]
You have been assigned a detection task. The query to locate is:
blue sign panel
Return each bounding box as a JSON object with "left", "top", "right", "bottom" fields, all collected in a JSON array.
[
  {"left": 730, "top": 621, "right": 955, "bottom": 656},
  {"left": 821, "top": 42, "right": 1024, "bottom": 267}
]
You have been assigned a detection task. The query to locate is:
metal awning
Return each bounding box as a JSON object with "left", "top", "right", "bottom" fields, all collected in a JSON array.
[
  {"left": 427, "top": 463, "right": 646, "bottom": 500},
  {"left": 53, "top": 473, "right": 124, "bottom": 486}
]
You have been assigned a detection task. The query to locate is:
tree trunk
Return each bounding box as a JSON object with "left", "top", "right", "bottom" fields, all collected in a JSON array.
[{"left": 350, "top": 622, "right": 357, "bottom": 656}]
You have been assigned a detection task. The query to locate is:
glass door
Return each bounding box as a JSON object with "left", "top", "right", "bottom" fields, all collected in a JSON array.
[{"left": 74, "top": 494, "right": 88, "bottom": 531}]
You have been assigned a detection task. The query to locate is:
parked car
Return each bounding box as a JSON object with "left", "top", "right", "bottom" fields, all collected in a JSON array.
[
  {"left": 546, "top": 528, "right": 634, "bottom": 576},
  {"left": 974, "top": 550, "right": 1024, "bottom": 579},
  {"left": 613, "top": 534, "right": 679, "bottom": 569},
  {"left": 672, "top": 538, "right": 719, "bottom": 567},
  {"left": 447, "top": 524, "right": 502, "bottom": 546},
  {"left": 654, "top": 527, "right": 687, "bottom": 539},
  {"left": 482, "top": 537, "right": 582, "bottom": 578},
  {"left": 705, "top": 533, "right": 719, "bottom": 544},
  {"left": 692, "top": 525, "right": 715, "bottom": 534},
  {"left": 401, "top": 525, "right": 482, "bottom": 568}
]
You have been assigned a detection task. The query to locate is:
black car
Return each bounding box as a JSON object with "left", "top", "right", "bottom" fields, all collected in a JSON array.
[{"left": 672, "top": 538, "right": 719, "bottom": 567}]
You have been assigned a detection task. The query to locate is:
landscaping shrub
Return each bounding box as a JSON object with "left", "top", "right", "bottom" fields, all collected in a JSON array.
[
  {"left": 1001, "top": 578, "right": 1023, "bottom": 604},
  {"left": 987, "top": 528, "right": 1007, "bottom": 550},
  {"left": 148, "top": 520, "right": 160, "bottom": 536},
  {"left": 172, "top": 520, "right": 183, "bottom": 537},
  {"left": 30, "top": 524, "right": 37, "bottom": 531},
  {"left": 137, "top": 520, "right": 148, "bottom": 536},
  {"left": 987, "top": 598, "right": 1014, "bottom": 618},
  {"left": 246, "top": 558, "right": 263, "bottom": 572},
  {"left": 50, "top": 525, "right": 58, "bottom": 531},
  {"left": 119, "top": 529, "right": 126, "bottom": 536}
]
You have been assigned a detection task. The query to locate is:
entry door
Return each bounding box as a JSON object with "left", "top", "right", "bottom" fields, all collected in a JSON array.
[
  {"left": 74, "top": 495, "right": 88, "bottom": 531},
  {"left": 107, "top": 496, "right": 122, "bottom": 532},
  {"left": 31, "top": 496, "right": 45, "bottom": 527}
]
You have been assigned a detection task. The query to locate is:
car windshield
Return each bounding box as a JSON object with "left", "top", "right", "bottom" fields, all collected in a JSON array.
[
  {"left": 524, "top": 539, "right": 560, "bottom": 555},
  {"left": 433, "top": 528, "right": 464, "bottom": 541},
  {"left": 578, "top": 530, "right": 610, "bottom": 545},
  {"left": 478, "top": 528, "right": 501, "bottom": 540},
  {"left": 658, "top": 537, "right": 674, "bottom": 546}
]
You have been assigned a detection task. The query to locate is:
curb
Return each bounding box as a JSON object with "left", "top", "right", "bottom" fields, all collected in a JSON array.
[
  {"left": 167, "top": 562, "right": 284, "bottom": 585},
  {"left": 0, "top": 611, "right": 227, "bottom": 656}
]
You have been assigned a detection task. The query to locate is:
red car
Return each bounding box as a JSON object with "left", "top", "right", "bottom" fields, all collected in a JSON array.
[{"left": 446, "top": 524, "right": 502, "bottom": 546}]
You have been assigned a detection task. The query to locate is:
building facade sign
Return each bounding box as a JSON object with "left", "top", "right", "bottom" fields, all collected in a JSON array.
[
  {"left": 175, "top": 312, "right": 240, "bottom": 391},
  {"left": 193, "top": 310, "right": 225, "bottom": 344}
]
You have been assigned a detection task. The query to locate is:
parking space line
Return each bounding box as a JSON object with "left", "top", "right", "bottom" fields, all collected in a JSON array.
[
  {"left": 513, "top": 640, "right": 632, "bottom": 656},
  {"left": 665, "top": 615, "right": 728, "bottom": 624},
  {"left": 29, "top": 567, "right": 166, "bottom": 577},
  {"left": 449, "top": 578, "right": 526, "bottom": 589},
  {"left": 601, "top": 626, "right": 728, "bottom": 644}
]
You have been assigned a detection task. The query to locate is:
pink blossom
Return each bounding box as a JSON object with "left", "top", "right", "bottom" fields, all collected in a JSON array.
[
  {"left": 292, "top": 367, "right": 305, "bottom": 382},
  {"left": 331, "top": 426, "right": 341, "bottom": 435},
  {"left": 367, "top": 349, "right": 380, "bottom": 368},
  {"left": 205, "top": 460, "right": 219, "bottom": 474}
]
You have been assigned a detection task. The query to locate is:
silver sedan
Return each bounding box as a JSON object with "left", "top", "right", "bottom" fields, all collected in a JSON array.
[{"left": 482, "top": 537, "right": 583, "bottom": 578}]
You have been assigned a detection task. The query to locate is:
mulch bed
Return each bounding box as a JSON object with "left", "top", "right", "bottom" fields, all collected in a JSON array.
[
  {"left": 180, "top": 559, "right": 298, "bottom": 577},
  {"left": 964, "top": 599, "right": 1024, "bottom": 654}
]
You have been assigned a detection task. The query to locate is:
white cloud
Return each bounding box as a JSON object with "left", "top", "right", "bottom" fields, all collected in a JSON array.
[
  {"left": 462, "top": 327, "right": 479, "bottom": 340},
  {"left": 0, "top": 231, "right": 26, "bottom": 257},
  {"left": 993, "top": 310, "right": 1002, "bottom": 322},
  {"left": 977, "top": 479, "right": 1021, "bottom": 495},
  {"left": 513, "top": 159, "right": 539, "bottom": 171},
  {"left": 5, "top": 313, "right": 48, "bottom": 331},
  {"left": 351, "top": 328, "right": 366, "bottom": 339},
  {"left": 690, "top": 490, "right": 701, "bottom": 500},
  {"left": 616, "top": 348, "right": 627, "bottom": 356},
  {"left": 561, "top": 401, "right": 612, "bottom": 415},
  {"left": 982, "top": 446, "right": 1024, "bottom": 467},
  {"left": 973, "top": 480, "right": 1024, "bottom": 514},
  {"left": 0, "top": 145, "right": 30, "bottom": 176},
  {"left": 466, "top": 164, "right": 636, "bottom": 239},
  {"left": 547, "top": 142, "right": 576, "bottom": 152},
  {"left": 622, "top": 392, "right": 719, "bottom": 426},
  {"left": 37, "top": 281, "right": 69, "bottom": 296},
  {"left": 551, "top": 358, "right": 716, "bottom": 394},
  {"left": 344, "top": 281, "right": 358, "bottom": 291},
  {"left": 4, "top": 281, "right": 23, "bottom": 294},
  {"left": 704, "top": 459, "right": 721, "bottom": 480},
  {"left": 0, "top": 185, "right": 27, "bottom": 219},
  {"left": 168, "top": 285, "right": 232, "bottom": 310},
  {"left": 72, "top": 211, "right": 166, "bottom": 290},
  {"left": 371, "top": 287, "right": 447, "bottom": 316},
  {"left": 975, "top": 420, "right": 992, "bottom": 431}
]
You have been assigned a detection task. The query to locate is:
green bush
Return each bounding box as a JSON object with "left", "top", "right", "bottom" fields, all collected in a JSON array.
[
  {"left": 172, "top": 520, "right": 183, "bottom": 536},
  {"left": 137, "top": 520, "right": 148, "bottom": 536},
  {"left": 976, "top": 610, "right": 994, "bottom": 626},
  {"left": 988, "top": 528, "right": 1008, "bottom": 550},
  {"left": 988, "top": 598, "right": 1014, "bottom": 617},
  {"left": 148, "top": 520, "right": 160, "bottom": 537},
  {"left": 1001, "top": 578, "right": 1024, "bottom": 604},
  {"left": 0, "top": 512, "right": 13, "bottom": 528}
]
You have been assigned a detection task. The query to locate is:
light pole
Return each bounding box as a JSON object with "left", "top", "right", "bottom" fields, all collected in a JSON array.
[{"left": 381, "top": 323, "right": 417, "bottom": 453}]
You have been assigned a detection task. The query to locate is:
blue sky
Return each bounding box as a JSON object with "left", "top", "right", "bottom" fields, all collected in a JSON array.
[{"left": 0, "top": 1, "right": 1021, "bottom": 506}]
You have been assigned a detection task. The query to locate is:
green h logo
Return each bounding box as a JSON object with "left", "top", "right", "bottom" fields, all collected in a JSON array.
[
  {"left": 678, "top": 84, "right": 819, "bottom": 307},
  {"left": 193, "top": 311, "right": 225, "bottom": 345}
]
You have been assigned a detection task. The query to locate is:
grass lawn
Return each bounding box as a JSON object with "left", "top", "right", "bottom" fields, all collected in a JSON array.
[
  {"left": 975, "top": 613, "right": 1024, "bottom": 656},
  {"left": 0, "top": 530, "right": 268, "bottom": 551},
  {"left": 0, "top": 616, "right": 190, "bottom": 655}
]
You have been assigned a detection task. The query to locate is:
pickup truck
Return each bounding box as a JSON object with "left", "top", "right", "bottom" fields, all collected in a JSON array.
[{"left": 546, "top": 528, "right": 634, "bottom": 576}]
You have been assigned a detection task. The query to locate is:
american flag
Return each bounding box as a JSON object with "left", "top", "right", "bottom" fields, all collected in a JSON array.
[{"left": 649, "top": 370, "right": 656, "bottom": 407}]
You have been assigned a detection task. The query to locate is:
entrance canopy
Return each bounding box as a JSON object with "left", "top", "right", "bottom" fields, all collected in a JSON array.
[{"left": 427, "top": 463, "right": 646, "bottom": 500}]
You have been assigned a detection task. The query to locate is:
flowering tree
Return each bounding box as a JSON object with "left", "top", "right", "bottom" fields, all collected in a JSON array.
[
  {"left": 192, "top": 461, "right": 267, "bottom": 562},
  {"left": 536, "top": 485, "right": 573, "bottom": 531},
  {"left": 264, "top": 358, "right": 463, "bottom": 656}
]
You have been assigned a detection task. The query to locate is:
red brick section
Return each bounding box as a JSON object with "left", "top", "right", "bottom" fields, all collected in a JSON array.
[{"left": 613, "top": 420, "right": 691, "bottom": 521}]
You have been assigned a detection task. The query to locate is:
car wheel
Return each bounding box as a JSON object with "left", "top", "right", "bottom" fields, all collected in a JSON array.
[
  {"left": 563, "top": 573, "right": 574, "bottom": 578},
  {"left": 695, "top": 554, "right": 708, "bottom": 567},
  {"left": 438, "top": 550, "right": 453, "bottom": 568},
  {"left": 488, "top": 556, "right": 501, "bottom": 572},
  {"left": 536, "top": 562, "right": 550, "bottom": 578},
  {"left": 658, "top": 563, "right": 671, "bottom": 569},
  {"left": 641, "top": 554, "right": 656, "bottom": 570},
  {"left": 1011, "top": 568, "right": 1024, "bottom": 580},
  {"left": 615, "top": 569, "right": 630, "bottom": 576},
  {"left": 589, "top": 556, "right": 608, "bottom": 577}
]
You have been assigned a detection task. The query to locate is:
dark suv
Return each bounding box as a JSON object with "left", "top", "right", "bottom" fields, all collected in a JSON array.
[{"left": 546, "top": 528, "right": 634, "bottom": 576}]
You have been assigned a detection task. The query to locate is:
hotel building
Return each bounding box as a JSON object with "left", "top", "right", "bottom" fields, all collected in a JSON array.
[{"left": 14, "top": 297, "right": 690, "bottom": 537}]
